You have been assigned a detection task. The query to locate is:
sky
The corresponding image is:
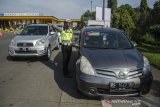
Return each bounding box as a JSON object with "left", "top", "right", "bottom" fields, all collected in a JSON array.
[{"left": 0, "top": 0, "right": 157, "bottom": 19}]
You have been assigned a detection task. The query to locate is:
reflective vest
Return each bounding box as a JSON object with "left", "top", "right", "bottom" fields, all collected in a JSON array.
[
  {"left": 61, "top": 29, "right": 73, "bottom": 45},
  {"left": 69, "top": 28, "right": 73, "bottom": 34}
]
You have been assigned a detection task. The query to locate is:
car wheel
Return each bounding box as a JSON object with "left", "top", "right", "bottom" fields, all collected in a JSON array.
[
  {"left": 75, "top": 72, "right": 81, "bottom": 93},
  {"left": 44, "top": 47, "right": 51, "bottom": 60},
  {"left": 8, "top": 55, "right": 16, "bottom": 61},
  {"left": 138, "top": 85, "right": 151, "bottom": 97}
]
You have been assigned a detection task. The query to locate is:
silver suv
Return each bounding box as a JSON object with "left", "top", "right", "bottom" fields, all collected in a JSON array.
[{"left": 8, "top": 24, "right": 59, "bottom": 60}]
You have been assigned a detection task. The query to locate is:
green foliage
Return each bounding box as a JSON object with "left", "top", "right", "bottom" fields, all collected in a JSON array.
[
  {"left": 81, "top": 10, "right": 95, "bottom": 22},
  {"left": 144, "top": 41, "right": 160, "bottom": 46},
  {"left": 148, "top": 0, "right": 160, "bottom": 25},
  {"left": 139, "top": 0, "right": 149, "bottom": 31},
  {"left": 143, "top": 33, "right": 155, "bottom": 42},
  {"left": 80, "top": 10, "right": 95, "bottom": 28},
  {"left": 137, "top": 46, "right": 160, "bottom": 69},
  {"left": 140, "top": 0, "right": 148, "bottom": 13},
  {"left": 119, "top": 4, "right": 135, "bottom": 16},
  {"left": 112, "top": 12, "right": 120, "bottom": 28},
  {"left": 148, "top": 25, "right": 160, "bottom": 40},
  {"left": 144, "top": 53, "right": 160, "bottom": 69},
  {"left": 119, "top": 10, "right": 135, "bottom": 36},
  {"left": 112, "top": 4, "right": 135, "bottom": 37}
]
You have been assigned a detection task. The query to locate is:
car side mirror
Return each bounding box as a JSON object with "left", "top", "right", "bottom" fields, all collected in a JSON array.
[
  {"left": 132, "top": 41, "right": 137, "bottom": 47},
  {"left": 50, "top": 31, "right": 55, "bottom": 35}
]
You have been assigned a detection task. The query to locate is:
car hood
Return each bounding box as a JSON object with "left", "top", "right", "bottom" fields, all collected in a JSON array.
[
  {"left": 13, "top": 35, "right": 46, "bottom": 42},
  {"left": 82, "top": 48, "right": 144, "bottom": 69}
]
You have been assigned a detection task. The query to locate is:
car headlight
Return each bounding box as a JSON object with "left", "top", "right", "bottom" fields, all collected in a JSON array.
[
  {"left": 143, "top": 56, "right": 151, "bottom": 76},
  {"left": 10, "top": 39, "right": 16, "bottom": 46},
  {"left": 80, "top": 56, "right": 95, "bottom": 75},
  {"left": 35, "top": 39, "right": 47, "bottom": 46}
]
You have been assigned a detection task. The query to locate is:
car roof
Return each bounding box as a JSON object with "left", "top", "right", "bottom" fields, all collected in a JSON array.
[{"left": 82, "top": 26, "right": 121, "bottom": 32}]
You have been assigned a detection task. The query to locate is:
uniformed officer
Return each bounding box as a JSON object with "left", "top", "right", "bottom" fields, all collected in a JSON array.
[
  {"left": 52, "top": 20, "right": 73, "bottom": 77},
  {"left": 61, "top": 24, "right": 73, "bottom": 77}
]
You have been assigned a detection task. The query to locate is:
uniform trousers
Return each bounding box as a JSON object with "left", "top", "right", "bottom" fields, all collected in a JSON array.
[{"left": 61, "top": 44, "right": 72, "bottom": 75}]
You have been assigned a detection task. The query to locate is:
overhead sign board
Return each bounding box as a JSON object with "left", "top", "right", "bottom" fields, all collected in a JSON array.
[
  {"left": 0, "top": 13, "right": 4, "bottom": 16},
  {"left": 96, "top": 7, "right": 102, "bottom": 20},
  {"left": 1, "top": 13, "right": 41, "bottom": 16}
]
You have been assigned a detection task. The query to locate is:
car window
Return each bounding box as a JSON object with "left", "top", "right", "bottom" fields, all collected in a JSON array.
[
  {"left": 83, "top": 30, "right": 132, "bottom": 49},
  {"left": 20, "top": 26, "right": 48, "bottom": 35}
]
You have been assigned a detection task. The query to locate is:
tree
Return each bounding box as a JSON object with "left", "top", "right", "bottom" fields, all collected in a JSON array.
[
  {"left": 79, "top": 10, "right": 95, "bottom": 28},
  {"left": 118, "top": 8, "right": 135, "bottom": 37},
  {"left": 150, "top": 0, "right": 160, "bottom": 25},
  {"left": 139, "top": 0, "right": 149, "bottom": 29},
  {"left": 111, "top": 5, "right": 135, "bottom": 37},
  {"left": 108, "top": 0, "right": 118, "bottom": 27},
  {"left": 119, "top": 4, "right": 135, "bottom": 16},
  {"left": 108, "top": 0, "right": 117, "bottom": 13},
  {"left": 81, "top": 10, "right": 95, "bottom": 21},
  {"left": 112, "top": 12, "right": 120, "bottom": 28},
  {"left": 140, "top": 0, "right": 148, "bottom": 14}
]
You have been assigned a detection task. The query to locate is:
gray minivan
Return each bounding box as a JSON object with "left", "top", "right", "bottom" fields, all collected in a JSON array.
[{"left": 73, "top": 26, "right": 153, "bottom": 97}]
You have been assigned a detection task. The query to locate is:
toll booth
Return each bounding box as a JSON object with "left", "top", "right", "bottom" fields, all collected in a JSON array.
[{"left": 0, "top": 13, "right": 81, "bottom": 31}]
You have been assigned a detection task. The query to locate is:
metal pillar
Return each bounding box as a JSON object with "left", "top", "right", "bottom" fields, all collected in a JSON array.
[{"left": 102, "top": 0, "right": 106, "bottom": 21}]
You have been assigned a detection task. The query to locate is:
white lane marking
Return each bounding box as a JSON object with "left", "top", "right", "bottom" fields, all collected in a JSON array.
[
  {"left": 101, "top": 97, "right": 143, "bottom": 107},
  {"left": 101, "top": 98, "right": 112, "bottom": 107}
]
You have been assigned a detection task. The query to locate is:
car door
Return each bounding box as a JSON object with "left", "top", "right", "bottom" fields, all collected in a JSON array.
[
  {"left": 49, "top": 26, "right": 56, "bottom": 50},
  {"left": 52, "top": 27, "right": 59, "bottom": 47}
]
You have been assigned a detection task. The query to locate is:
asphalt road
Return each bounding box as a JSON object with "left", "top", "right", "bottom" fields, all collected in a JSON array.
[{"left": 0, "top": 34, "right": 160, "bottom": 107}]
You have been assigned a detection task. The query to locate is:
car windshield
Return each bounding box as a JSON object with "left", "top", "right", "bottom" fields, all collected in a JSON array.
[
  {"left": 20, "top": 26, "right": 48, "bottom": 35},
  {"left": 83, "top": 30, "right": 132, "bottom": 49}
]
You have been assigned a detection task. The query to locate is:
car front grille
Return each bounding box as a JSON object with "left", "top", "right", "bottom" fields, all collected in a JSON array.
[
  {"left": 96, "top": 69, "right": 116, "bottom": 79},
  {"left": 127, "top": 68, "right": 143, "bottom": 79},
  {"left": 15, "top": 50, "right": 37, "bottom": 54},
  {"left": 17, "top": 43, "right": 33, "bottom": 47},
  {"left": 95, "top": 68, "right": 143, "bottom": 79}
]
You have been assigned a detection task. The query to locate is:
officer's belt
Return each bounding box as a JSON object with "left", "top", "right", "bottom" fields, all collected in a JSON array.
[{"left": 62, "top": 40, "right": 71, "bottom": 46}]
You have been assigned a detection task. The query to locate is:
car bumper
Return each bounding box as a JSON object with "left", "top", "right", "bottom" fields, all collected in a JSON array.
[
  {"left": 76, "top": 71, "right": 152, "bottom": 97},
  {"left": 8, "top": 45, "right": 47, "bottom": 57}
]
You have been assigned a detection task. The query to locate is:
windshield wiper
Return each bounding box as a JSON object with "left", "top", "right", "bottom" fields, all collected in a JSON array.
[{"left": 85, "top": 47, "right": 133, "bottom": 50}]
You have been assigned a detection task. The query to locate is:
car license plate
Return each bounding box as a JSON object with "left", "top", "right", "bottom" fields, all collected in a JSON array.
[
  {"left": 110, "top": 82, "right": 134, "bottom": 90},
  {"left": 20, "top": 48, "right": 29, "bottom": 51}
]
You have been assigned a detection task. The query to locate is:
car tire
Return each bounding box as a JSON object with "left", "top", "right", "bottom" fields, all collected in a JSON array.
[
  {"left": 44, "top": 46, "right": 51, "bottom": 60},
  {"left": 8, "top": 56, "right": 16, "bottom": 61},
  {"left": 138, "top": 85, "right": 151, "bottom": 97},
  {"left": 75, "top": 72, "right": 81, "bottom": 93}
]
